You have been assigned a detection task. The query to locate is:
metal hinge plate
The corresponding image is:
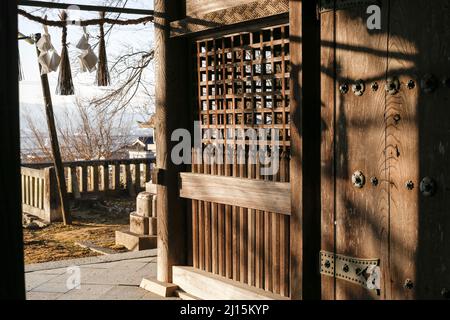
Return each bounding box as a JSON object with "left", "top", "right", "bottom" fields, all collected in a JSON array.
[
  {"left": 320, "top": 251, "right": 381, "bottom": 290},
  {"left": 319, "top": 0, "right": 380, "bottom": 14}
]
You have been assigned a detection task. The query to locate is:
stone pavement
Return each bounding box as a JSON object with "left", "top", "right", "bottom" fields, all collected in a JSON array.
[{"left": 25, "top": 249, "right": 179, "bottom": 300}]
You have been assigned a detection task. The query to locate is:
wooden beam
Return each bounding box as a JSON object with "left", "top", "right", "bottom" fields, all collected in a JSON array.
[
  {"left": 33, "top": 33, "right": 72, "bottom": 226},
  {"left": 289, "top": 0, "right": 322, "bottom": 300},
  {"left": 179, "top": 173, "right": 291, "bottom": 215},
  {"left": 18, "top": 0, "right": 154, "bottom": 15},
  {"left": 171, "top": 0, "right": 289, "bottom": 37},
  {"left": 186, "top": 0, "right": 250, "bottom": 17},
  {"left": 154, "top": 0, "right": 189, "bottom": 283},
  {"left": 173, "top": 266, "right": 289, "bottom": 300},
  {"left": 0, "top": 0, "right": 25, "bottom": 299}
]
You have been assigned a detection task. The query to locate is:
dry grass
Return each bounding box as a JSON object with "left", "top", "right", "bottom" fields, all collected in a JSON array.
[{"left": 23, "top": 198, "right": 134, "bottom": 264}]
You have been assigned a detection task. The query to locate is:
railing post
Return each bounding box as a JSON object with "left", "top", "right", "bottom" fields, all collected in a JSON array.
[
  {"left": 81, "top": 165, "right": 88, "bottom": 193},
  {"left": 126, "top": 163, "right": 135, "bottom": 196},
  {"left": 70, "top": 166, "right": 81, "bottom": 199},
  {"left": 93, "top": 164, "right": 99, "bottom": 193},
  {"left": 43, "top": 167, "right": 62, "bottom": 222},
  {"left": 102, "top": 163, "right": 110, "bottom": 193},
  {"left": 134, "top": 162, "right": 141, "bottom": 191}
]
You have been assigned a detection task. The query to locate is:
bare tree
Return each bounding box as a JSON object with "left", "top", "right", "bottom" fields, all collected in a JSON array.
[
  {"left": 20, "top": 0, "right": 155, "bottom": 163},
  {"left": 22, "top": 99, "right": 133, "bottom": 162}
]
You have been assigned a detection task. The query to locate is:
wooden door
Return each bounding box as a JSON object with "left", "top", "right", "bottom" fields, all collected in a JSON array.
[{"left": 321, "top": 0, "right": 450, "bottom": 300}]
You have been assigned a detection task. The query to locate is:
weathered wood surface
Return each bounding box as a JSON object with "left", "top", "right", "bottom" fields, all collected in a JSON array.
[
  {"left": 154, "top": 0, "right": 189, "bottom": 283},
  {"left": 186, "top": 0, "right": 250, "bottom": 17},
  {"left": 387, "top": 0, "right": 450, "bottom": 299},
  {"left": 320, "top": 6, "right": 336, "bottom": 300},
  {"left": 179, "top": 173, "right": 291, "bottom": 215},
  {"left": 171, "top": 0, "right": 289, "bottom": 37},
  {"left": 173, "top": 266, "right": 289, "bottom": 300},
  {"left": 333, "top": 2, "right": 389, "bottom": 300},
  {"left": 319, "top": 0, "right": 450, "bottom": 300}
]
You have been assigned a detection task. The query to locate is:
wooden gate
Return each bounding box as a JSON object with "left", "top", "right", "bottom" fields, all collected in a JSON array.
[
  {"left": 321, "top": 0, "right": 450, "bottom": 300},
  {"left": 182, "top": 24, "right": 291, "bottom": 297}
]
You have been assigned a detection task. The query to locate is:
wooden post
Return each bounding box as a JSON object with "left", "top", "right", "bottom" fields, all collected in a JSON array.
[
  {"left": 33, "top": 33, "right": 72, "bottom": 225},
  {"left": 154, "top": 0, "right": 188, "bottom": 283},
  {"left": 0, "top": 0, "right": 25, "bottom": 299},
  {"left": 289, "top": 0, "right": 322, "bottom": 299}
]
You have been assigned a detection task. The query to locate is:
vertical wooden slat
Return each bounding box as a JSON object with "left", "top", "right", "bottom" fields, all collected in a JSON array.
[
  {"left": 225, "top": 147, "right": 233, "bottom": 279},
  {"left": 134, "top": 163, "right": 141, "bottom": 192},
  {"left": 211, "top": 155, "right": 218, "bottom": 274},
  {"left": 142, "top": 163, "right": 148, "bottom": 185},
  {"left": 21, "top": 174, "right": 25, "bottom": 205},
  {"left": 192, "top": 148, "right": 199, "bottom": 269},
  {"left": 204, "top": 154, "right": 212, "bottom": 273},
  {"left": 27, "top": 176, "right": 31, "bottom": 206},
  {"left": 22, "top": 175, "right": 27, "bottom": 205},
  {"left": 35, "top": 176, "right": 40, "bottom": 208},
  {"left": 114, "top": 163, "right": 121, "bottom": 191},
  {"left": 198, "top": 149, "right": 205, "bottom": 271},
  {"left": 264, "top": 210, "right": 272, "bottom": 292},
  {"left": 125, "top": 164, "right": 134, "bottom": 196},
  {"left": 70, "top": 167, "right": 81, "bottom": 199},
  {"left": 66, "top": 167, "right": 72, "bottom": 193},
  {"left": 280, "top": 152, "right": 290, "bottom": 297},
  {"left": 93, "top": 165, "right": 99, "bottom": 193},
  {"left": 102, "top": 164, "right": 109, "bottom": 192},
  {"left": 239, "top": 150, "right": 248, "bottom": 284},
  {"left": 217, "top": 162, "right": 225, "bottom": 277},
  {"left": 40, "top": 177, "right": 45, "bottom": 209},
  {"left": 255, "top": 152, "right": 264, "bottom": 289},
  {"left": 81, "top": 165, "right": 88, "bottom": 193},
  {"left": 31, "top": 177, "right": 36, "bottom": 207},
  {"left": 232, "top": 147, "right": 240, "bottom": 281},
  {"left": 248, "top": 154, "right": 256, "bottom": 287}
]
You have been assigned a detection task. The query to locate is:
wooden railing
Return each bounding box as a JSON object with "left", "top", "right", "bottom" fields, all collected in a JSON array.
[{"left": 21, "top": 158, "right": 155, "bottom": 222}]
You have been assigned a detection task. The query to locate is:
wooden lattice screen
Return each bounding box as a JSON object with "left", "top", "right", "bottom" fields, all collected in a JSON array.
[{"left": 192, "top": 24, "right": 291, "bottom": 297}]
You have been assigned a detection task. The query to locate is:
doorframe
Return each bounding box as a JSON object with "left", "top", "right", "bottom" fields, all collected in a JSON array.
[{"left": 0, "top": 0, "right": 25, "bottom": 300}]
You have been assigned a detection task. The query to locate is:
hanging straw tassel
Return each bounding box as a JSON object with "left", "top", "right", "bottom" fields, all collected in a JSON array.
[
  {"left": 96, "top": 12, "right": 110, "bottom": 86},
  {"left": 56, "top": 11, "right": 74, "bottom": 95},
  {"left": 18, "top": 48, "right": 24, "bottom": 81}
]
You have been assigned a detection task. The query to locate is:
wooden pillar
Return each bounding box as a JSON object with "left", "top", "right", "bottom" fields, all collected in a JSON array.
[
  {"left": 0, "top": 0, "right": 25, "bottom": 299},
  {"left": 154, "top": 0, "right": 188, "bottom": 283},
  {"left": 289, "top": 0, "right": 322, "bottom": 299}
]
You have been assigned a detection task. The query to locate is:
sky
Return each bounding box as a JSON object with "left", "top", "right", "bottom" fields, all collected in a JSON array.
[{"left": 18, "top": 0, "right": 155, "bottom": 146}]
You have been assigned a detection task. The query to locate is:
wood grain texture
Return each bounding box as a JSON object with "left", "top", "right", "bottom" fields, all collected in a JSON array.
[
  {"left": 320, "top": 8, "right": 336, "bottom": 300},
  {"left": 387, "top": 0, "right": 450, "bottom": 299},
  {"left": 333, "top": 2, "right": 389, "bottom": 300},
  {"left": 179, "top": 173, "right": 291, "bottom": 214},
  {"left": 154, "top": 0, "right": 189, "bottom": 283},
  {"left": 187, "top": 0, "right": 250, "bottom": 17},
  {"left": 172, "top": 0, "right": 289, "bottom": 37}
]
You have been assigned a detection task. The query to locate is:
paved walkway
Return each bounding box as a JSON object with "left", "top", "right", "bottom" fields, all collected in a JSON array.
[{"left": 25, "top": 249, "right": 179, "bottom": 300}]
